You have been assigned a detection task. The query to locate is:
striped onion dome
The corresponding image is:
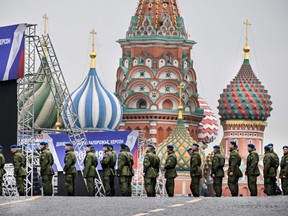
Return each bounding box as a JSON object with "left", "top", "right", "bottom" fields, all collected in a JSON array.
[
  {"left": 19, "top": 58, "right": 60, "bottom": 129},
  {"left": 198, "top": 97, "right": 219, "bottom": 143},
  {"left": 63, "top": 51, "right": 123, "bottom": 130}
]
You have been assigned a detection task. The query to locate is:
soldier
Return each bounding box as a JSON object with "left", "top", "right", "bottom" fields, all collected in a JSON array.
[
  {"left": 228, "top": 141, "right": 243, "bottom": 197},
  {"left": 83, "top": 144, "right": 98, "bottom": 196},
  {"left": 39, "top": 141, "right": 55, "bottom": 196},
  {"left": 164, "top": 145, "right": 177, "bottom": 197},
  {"left": 0, "top": 145, "right": 6, "bottom": 196},
  {"left": 117, "top": 144, "right": 134, "bottom": 196},
  {"left": 188, "top": 143, "right": 202, "bottom": 197},
  {"left": 11, "top": 144, "right": 26, "bottom": 196},
  {"left": 280, "top": 146, "right": 288, "bottom": 195},
  {"left": 108, "top": 144, "right": 117, "bottom": 196},
  {"left": 143, "top": 144, "right": 160, "bottom": 197},
  {"left": 63, "top": 143, "right": 77, "bottom": 196},
  {"left": 101, "top": 144, "right": 114, "bottom": 196},
  {"left": 263, "top": 145, "right": 276, "bottom": 196},
  {"left": 268, "top": 143, "right": 280, "bottom": 194},
  {"left": 245, "top": 143, "right": 260, "bottom": 196},
  {"left": 211, "top": 145, "right": 225, "bottom": 197}
]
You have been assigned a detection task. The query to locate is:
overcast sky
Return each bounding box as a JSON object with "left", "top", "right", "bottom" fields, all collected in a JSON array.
[{"left": 1, "top": 0, "right": 287, "bottom": 156}]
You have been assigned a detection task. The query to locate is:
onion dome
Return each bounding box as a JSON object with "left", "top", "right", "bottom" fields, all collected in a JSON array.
[
  {"left": 156, "top": 97, "right": 196, "bottom": 172},
  {"left": 198, "top": 97, "right": 219, "bottom": 143},
  {"left": 19, "top": 59, "right": 59, "bottom": 129},
  {"left": 218, "top": 24, "right": 272, "bottom": 121},
  {"left": 63, "top": 32, "right": 123, "bottom": 130}
]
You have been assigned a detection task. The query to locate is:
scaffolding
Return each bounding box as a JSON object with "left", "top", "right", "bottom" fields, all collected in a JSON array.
[{"left": 14, "top": 24, "right": 105, "bottom": 196}]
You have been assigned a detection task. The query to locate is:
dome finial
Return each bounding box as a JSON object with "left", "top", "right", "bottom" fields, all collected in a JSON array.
[
  {"left": 90, "top": 29, "right": 97, "bottom": 68},
  {"left": 177, "top": 83, "right": 184, "bottom": 119},
  {"left": 43, "top": 13, "right": 48, "bottom": 36},
  {"left": 243, "top": 19, "right": 251, "bottom": 60}
]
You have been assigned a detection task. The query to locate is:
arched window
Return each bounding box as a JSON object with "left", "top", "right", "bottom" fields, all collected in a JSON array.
[
  {"left": 137, "top": 99, "right": 147, "bottom": 109},
  {"left": 162, "top": 99, "right": 173, "bottom": 109}
]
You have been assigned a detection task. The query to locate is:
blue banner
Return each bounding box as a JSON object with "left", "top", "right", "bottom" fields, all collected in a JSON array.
[
  {"left": 0, "top": 24, "right": 25, "bottom": 81},
  {"left": 35, "top": 131, "right": 139, "bottom": 172}
]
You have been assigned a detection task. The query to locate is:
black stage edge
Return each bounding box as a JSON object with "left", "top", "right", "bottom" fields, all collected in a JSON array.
[
  {"left": 56, "top": 171, "right": 122, "bottom": 196},
  {"left": 0, "top": 80, "right": 17, "bottom": 163}
]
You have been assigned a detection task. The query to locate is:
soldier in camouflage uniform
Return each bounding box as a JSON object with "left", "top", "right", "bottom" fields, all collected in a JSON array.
[
  {"left": 268, "top": 143, "right": 280, "bottom": 194},
  {"left": 228, "top": 141, "right": 243, "bottom": 197},
  {"left": 245, "top": 143, "right": 260, "bottom": 196},
  {"left": 63, "top": 143, "right": 77, "bottom": 196},
  {"left": 84, "top": 144, "right": 98, "bottom": 196},
  {"left": 11, "top": 144, "right": 26, "bottom": 196},
  {"left": 0, "top": 145, "right": 6, "bottom": 196},
  {"left": 280, "top": 146, "right": 288, "bottom": 195},
  {"left": 101, "top": 144, "right": 115, "bottom": 196},
  {"left": 108, "top": 144, "right": 116, "bottom": 196},
  {"left": 164, "top": 145, "right": 177, "bottom": 197},
  {"left": 39, "top": 141, "right": 55, "bottom": 196},
  {"left": 211, "top": 145, "right": 225, "bottom": 197},
  {"left": 263, "top": 145, "right": 276, "bottom": 196},
  {"left": 143, "top": 144, "right": 160, "bottom": 197},
  {"left": 188, "top": 143, "right": 202, "bottom": 197},
  {"left": 117, "top": 144, "right": 134, "bottom": 196}
]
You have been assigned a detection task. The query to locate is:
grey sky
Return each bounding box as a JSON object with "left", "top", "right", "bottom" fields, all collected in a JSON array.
[{"left": 1, "top": 0, "right": 287, "bottom": 156}]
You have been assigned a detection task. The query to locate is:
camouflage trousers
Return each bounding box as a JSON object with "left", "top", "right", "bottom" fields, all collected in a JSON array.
[
  {"left": 247, "top": 175, "right": 258, "bottom": 196},
  {"left": 165, "top": 178, "right": 175, "bottom": 197},
  {"left": 228, "top": 176, "right": 239, "bottom": 197},
  {"left": 190, "top": 177, "right": 200, "bottom": 197},
  {"left": 86, "top": 177, "right": 95, "bottom": 196},
  {"left": 64, "top": 174, "right": 76, "bottom": 196},
  {"left": 15, "top": 176, "right": 25, "bottom": 196},
  {"left": 281, "top": 178, "right": 288, "bottom": 195},
  {"left": 103, "top": 175, "right": 115, "bottom": 196},
  {"left": 264, "top": 177, "right": 275, "bottom": 196},
  {"left": 213, "top": 177, "right": 223, "bottom": 197},
  {"left": 144, "top": 177, "right": 157, "bottom": 197},
  {"left": 42, "top": 175, "right": 53, "bottom": 196},
  {"left": 119, "top": 176, "right": 132, "bottom": 196}
]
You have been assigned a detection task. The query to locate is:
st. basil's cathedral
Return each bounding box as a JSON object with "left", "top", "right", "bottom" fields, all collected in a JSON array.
[{"left": 24, "top": 0, "right": 272, "bottom": 196}]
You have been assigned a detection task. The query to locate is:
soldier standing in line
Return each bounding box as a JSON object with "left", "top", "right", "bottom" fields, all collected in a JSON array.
[
  {"left": 268, "top": 143, "right": 280, "bottom": 194},
  {"left": 143, "top": 144, "right": 160, "bottom": 197},
  {"left": 101, "top": 144, "right": 114, "bottom": 196},
  {"left": 280, "top": 146, "right": 288, "bottom": 195},
  {"left": 117, "top": 144, "right": 134, "bottom": 196},
  {"left": 0, "top": 145, "right": 6, "bottom": 196},
  {"left": 164, "top": 145, "right": 177, "bottom": 197},
  {"left": 187, "top": 143, "right": 202, "bottom": 197},
  {"left": 39, "top": 141, "right": 55, "bottom": 196},
  {"left": 83, "top": 144, "right": 98, "bottom": 196},
  {"left": 263, "top": 145, "right": 276, "bottom": 196},
  {"left": 211, "top": 145, "right": 225, "bottom": 197},
  {"left": 11, "top": 145, "right": 26, "bottom": 196},
  {"left": 245, "top": 143, "right": 260, "bottom": 196},
  {"left": 228, "top": 141, "right": 243, "bottom": 197},
  {"left": 108, "top": 144, "right": 117, "bottom": 196},
  {"left": 63, "top": 143, "right": 77, "bottom": 196}
]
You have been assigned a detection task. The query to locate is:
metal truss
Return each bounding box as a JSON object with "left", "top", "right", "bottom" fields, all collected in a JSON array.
[
  {"left": 13, "top": 25, "right": 105, "bottom": 197},
  {"left": 34, "top": 34, "right": 105, "bottom": 196},
  {"left": 2, "top": 164, "right": 18, "bottom": 196}
]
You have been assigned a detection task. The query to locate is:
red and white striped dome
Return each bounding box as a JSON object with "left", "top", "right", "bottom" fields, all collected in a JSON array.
[{"left": 198, "top": 97, "right": 219, "bottom": 143}]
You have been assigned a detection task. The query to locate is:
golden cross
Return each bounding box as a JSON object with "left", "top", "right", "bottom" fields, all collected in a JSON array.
[
  {"left": 90, "top": 29, "right": 97, "bottom": 52},
  {"left": 43, "top": 14, "right": 48, "bottom": 36},
  {"left": 243, "top": 19, "right": 251, "bottom": 46},
  {"left": 177, "top": 83, "right": 184, "bottom": 106}
]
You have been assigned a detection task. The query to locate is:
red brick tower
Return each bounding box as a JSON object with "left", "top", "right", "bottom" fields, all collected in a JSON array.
[{"left": 115, "top": 0, "right": 204, "bottom": 145}]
